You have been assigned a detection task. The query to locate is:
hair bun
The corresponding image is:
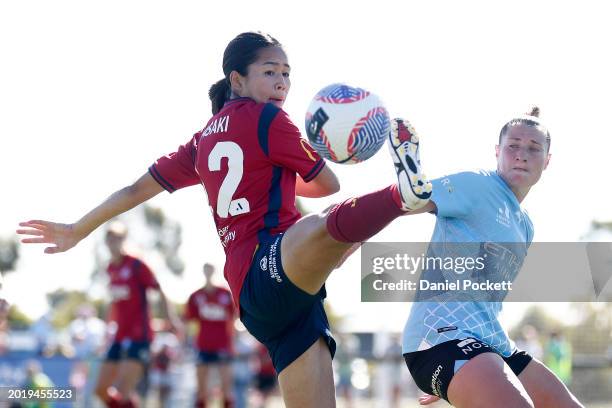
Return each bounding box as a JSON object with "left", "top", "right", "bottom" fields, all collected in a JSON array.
[{"left": 526, "top": 106, "right": 540, "bottom": 118}]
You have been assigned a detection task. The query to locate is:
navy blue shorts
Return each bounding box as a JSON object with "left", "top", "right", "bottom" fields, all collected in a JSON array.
[
  {"left": 105, "top": 340, "right": 151, "bottom": 364},
  {"left": 198, "top": 350, "right": 233, "bottom": 364},
  {"left": 239, "top": 233, "right": 336, "bottom": 374}
]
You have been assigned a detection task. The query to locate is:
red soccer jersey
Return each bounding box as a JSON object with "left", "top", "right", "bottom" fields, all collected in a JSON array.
[
  {"left": 184, "top": 286, "right": 235, "bottom": 352},
  {"left": 149, "top": 98, "right": 324, "bottom": 306},
  {"left": 107, "top": 255, "right": 159, "bottom": 342}
]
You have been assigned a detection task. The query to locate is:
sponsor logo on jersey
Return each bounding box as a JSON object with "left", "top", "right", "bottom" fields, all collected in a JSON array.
[
  {"left": 457, "top": 338, "right": 490, "bottom": 355},
  {"left": 267, "top": 238, "right": 282, "bottom": 283},
  {"left": 119, "top": 266, "right": 131, "bottom": 280},
  {"left": 437, "top": 325, "right": 458, "bottom": 333},
  {"left": 110, "top": 284, "right": 130, "bottom": 301},
  {"left": 431, "top": 364, "right": 443, "bottom": 397},
  {"left": 260, "top": 256, "right": 268, "bottom": 271},
  {"left": 496, "top": 201, "right": 511, "bottom": 227}
]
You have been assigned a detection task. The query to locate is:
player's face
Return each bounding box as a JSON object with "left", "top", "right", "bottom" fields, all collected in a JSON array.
[
  {"left": 234, "top": 46, "right": 290, "bottom": 108},
  {"left": 496, "top": 124, "right": 551, "bottom": 192},
  {"left": 105, "top": 233, "right": 125, "bottom": 257},
  {"left": 204, "top": 265, "right": 214, "bottom": 281}
]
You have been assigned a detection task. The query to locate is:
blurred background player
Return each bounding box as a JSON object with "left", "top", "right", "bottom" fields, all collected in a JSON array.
[
  {"left": 184, "top": 262, "right": 235, "bottom": 408},
  {"left": 149, "top": 328, "right": 181, "bottom": 408},
  {"left": 94, "top": 221, "right": 181, "bottom": 408}
]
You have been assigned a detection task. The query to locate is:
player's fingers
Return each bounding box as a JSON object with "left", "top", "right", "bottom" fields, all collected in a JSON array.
[
  {"left": 44, "top": 246, "right": 62, "bottom": 254},
  {"left": 16, "top": 229, "right": 45, "bottom": 236},
  {"left": 18, "top": 221, "right": 49, "bottom": 230},
  {"left": 419, "top": 395, "right": 440, "bottom": 405},
  {"left": 21, "top": 237, "right": 52, "bottom": 244}
]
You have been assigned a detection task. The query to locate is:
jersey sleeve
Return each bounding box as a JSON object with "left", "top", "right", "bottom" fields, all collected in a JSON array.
[
  {"left": 431, "top": 171, "right": 485, "bottom": 219},
  {"left": 135, "top": 259, "right": 160, "bottom": 289},
  {"left": 149, "top": 133, "right": 201, "bottom": 193},
  {"left": 262, "top": 105, "right": 326, "bottom": 182}
]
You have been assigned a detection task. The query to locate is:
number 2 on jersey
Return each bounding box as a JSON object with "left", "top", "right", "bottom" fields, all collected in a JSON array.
[{"left": 208, "top": 142, "right": 250, "bottom": 218}]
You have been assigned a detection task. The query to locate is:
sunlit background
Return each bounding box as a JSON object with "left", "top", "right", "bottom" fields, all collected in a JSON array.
[{"left": 1, "top": 0, "right": 611, "bottom": 406}]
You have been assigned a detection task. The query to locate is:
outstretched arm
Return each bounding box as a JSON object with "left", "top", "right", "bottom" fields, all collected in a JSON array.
[{"left": 17, "top": 172, "right": 164, "bottom": 254}]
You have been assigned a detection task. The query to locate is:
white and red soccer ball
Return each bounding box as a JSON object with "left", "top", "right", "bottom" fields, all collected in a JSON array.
[{"left": 305, "top": 83, "right": 390, "bottom": 164}]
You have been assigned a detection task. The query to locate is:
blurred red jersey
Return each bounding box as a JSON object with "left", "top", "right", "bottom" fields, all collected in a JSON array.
[
  {"left": 185, "top": 286, "right": 235, "bottom": 352},
  {"left": 107, "top": 255, "right": 159, "bottom": 342},
  {"left": 149, "top": 98, "right": 324, "bottom": 306}
]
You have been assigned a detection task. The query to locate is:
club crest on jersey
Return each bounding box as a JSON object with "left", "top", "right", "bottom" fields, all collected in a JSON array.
[
  {"left": 119, "top": 267, "right": 131, "bottom": 280},
  {"left": 202, "top": 115, "right": 229, "bottom": 137}
]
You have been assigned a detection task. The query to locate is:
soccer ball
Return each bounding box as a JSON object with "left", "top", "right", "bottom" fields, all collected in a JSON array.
[{"left": 305, "top": 83, "right": 390, "bottom": 164}]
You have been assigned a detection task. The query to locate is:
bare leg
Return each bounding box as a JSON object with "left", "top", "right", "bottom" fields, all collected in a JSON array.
[
  {"left": 518, "top": 359, "right": 584, "bottom": 408},
  {"left": 447, "top": 353, "right": 533, "bottom": 408},
  {"left": 278, "top": 338, "right": 335, "bottom": 408},
  {"left": 115, "top": 360, "right": 144, "bottom": 404},
  {"left": 94, "top": 361, "right": 119, "bottom": 405}
]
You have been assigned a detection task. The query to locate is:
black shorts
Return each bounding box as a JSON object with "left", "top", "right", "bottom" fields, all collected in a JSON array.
[
  {"left": 239, "top": 233, "right": 336, "bottom": 374},
  {"left": 198, "top": 350, "right": 233, "bottom": 364},
  {"left": 105, "top": 340, "right": 151, "bottom": 364},
  {"left": 403, "top": 338, "right": 532, "bottom": 402}
]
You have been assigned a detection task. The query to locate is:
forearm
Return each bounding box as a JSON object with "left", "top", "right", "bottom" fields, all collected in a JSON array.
[
  {"left": 73, "top": 173, "right": 163, "bottom": 239},
  {"left": 296, "top": 166, "right": 340, "bottom": 198},
  {"left": 158, "top": 291, "right": 179, "bottom": 323}
]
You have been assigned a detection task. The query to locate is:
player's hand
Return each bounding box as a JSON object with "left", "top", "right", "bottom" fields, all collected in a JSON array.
[
  {"left": 419, "top": 394, "right": 441, "bottom": 405},
  {"left": 168, "top": 318, "right": 185, "bottom": 341},
  {"left": 16, "top": 220, "right": 82, "bottom": 254}
]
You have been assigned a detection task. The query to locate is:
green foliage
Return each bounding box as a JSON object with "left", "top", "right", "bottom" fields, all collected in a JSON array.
[
  {"left": 46, "top": 289, "right": 91, "bottom": 328},
  {"left": 7, "top": 304, "right": 32, "bottom": 329},
  {"left": 509, "top": 305, "right": 563, "bottom": 339},
  {"left": 0, "top": 236, "right": 19, "bottom": 273}
]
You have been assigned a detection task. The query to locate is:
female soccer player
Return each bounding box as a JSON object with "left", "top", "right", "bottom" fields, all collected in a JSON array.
[
  {"left": 401, "top": 108, "right": 583, "bottom": 407},
  {"left": 184, "top": 263, "right": 235, "bottom": 408},
  {"left": 95, "top": 221, "right": 181, "bottom": 407},
  {"left": 17, "top": 31, "right": 431, "bottom": 407}
]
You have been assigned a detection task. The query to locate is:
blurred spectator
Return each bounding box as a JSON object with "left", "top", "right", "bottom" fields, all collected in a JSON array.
[
  {"left": 515, "top": 324, "right": 543, "bottom": 361},
  {"left": 20, "top": 360, "right": 55, "bottom": 408},
  {"left": 334, "top": 333, "right": 359, "bottom": 408},
  {"left": 0, "top": 273, "right": 9, "bottom": 355},
  {"left": 373, "top": 333, "right": 404, "bottom": 408},
  {"left": 68, "top": 304, "right": 106, "bottom": 407},
  {"left": 544, "top": 331, "right": 573, "bottom": 385},
  {"left": 149, "top": 331, "right": 180, "bottom": 408},
  {"left": 29, "top": 312, "right": 54, "bottom": 356},
  {"left": 253, "top": 343, "right": 277, "bottom": 408},
  {"left": 232, "top": 329, "right": 255, "bottom": 408}
]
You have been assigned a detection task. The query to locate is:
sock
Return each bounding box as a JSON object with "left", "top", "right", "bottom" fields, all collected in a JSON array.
[{"left": 326, "top": 185, "right": 405, "bottom": 243}]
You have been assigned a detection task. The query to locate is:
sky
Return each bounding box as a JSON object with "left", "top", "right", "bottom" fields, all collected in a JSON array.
[{"left": 1, "top": 0, "right": 611, "bottom": 331}]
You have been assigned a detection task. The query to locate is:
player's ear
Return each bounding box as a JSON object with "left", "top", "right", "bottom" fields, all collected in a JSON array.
[{"left": 229, "top": 71, "right": 244, "bottom": 95}]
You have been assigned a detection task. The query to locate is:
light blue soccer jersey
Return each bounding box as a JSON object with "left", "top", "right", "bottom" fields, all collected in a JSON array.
[{"left": 403, "top": 170, "right": 534, "bottom": 357}]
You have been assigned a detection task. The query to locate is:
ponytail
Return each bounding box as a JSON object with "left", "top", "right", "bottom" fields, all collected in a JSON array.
[{"left": 208, "top": 78, "right": 230, "bottom": 114}]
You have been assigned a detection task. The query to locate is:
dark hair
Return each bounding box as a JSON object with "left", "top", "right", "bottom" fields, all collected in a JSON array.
[
  {"left": 499, "top": 106, "right": 551, "bottom": 152},
  {"left": 208, "top": 32, "right": 282, "bottom": 114}
]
